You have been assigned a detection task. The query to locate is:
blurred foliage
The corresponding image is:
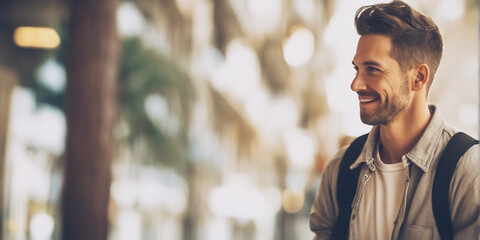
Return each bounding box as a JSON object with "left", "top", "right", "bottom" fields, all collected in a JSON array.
[
  {"left": 119, "top": 37, "right": 196, "bottom": 166},
  {"left": 31, "top": 23, "right": 196, "bottom": 167}
]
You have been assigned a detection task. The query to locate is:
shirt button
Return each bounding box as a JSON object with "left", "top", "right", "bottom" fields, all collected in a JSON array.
[{"left": 363, "top": 175, "right": 369, "bottom": 180}]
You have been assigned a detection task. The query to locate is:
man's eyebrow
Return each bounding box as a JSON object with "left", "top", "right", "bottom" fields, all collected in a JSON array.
[
  {"left": 362, "top": 61, "right": 382, "bottom": 67},
  {"left": 352, "top": 60, "right": 383, "bottom": 67}
]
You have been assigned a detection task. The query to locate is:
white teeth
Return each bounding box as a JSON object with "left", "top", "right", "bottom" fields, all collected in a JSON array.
[{"left": 360, "top": 98, "right": 376, "bottom": 103}]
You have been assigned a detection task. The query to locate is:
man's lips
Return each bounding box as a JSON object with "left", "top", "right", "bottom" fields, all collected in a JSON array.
[
  {"left": 357, "top": 91, "right": 379, "bottom": 104},
  {"left": 359, "top": 96, "right": 378, "bottom": 103}
]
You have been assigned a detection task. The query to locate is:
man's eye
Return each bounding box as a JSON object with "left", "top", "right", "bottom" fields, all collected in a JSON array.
[{"left": 368, "top": 66, "right": 379, "bottom": 72}]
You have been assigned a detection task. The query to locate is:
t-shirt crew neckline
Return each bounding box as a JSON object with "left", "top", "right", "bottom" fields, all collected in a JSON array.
[{"left": 375, "top": 141, "right": 406, "bottom": 173}]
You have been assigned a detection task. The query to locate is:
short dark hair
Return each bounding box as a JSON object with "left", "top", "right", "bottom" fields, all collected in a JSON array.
[{"left": 355, "top": 0, "right": 443, "bottom": 93}]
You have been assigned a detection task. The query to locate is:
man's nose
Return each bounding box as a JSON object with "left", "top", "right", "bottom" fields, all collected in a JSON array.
[{"left": 350, "top": 73, "right": 367, "bottom": 92}]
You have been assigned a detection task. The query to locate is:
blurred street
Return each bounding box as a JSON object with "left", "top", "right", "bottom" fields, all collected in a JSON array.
[{"left": 0, "top": 0, "right": 477, "bottom": 239}]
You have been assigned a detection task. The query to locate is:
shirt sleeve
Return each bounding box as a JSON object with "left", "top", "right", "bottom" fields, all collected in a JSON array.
[
  {"left": 449, "top": 145, "right": 480, "bottom": 239},
  {"left": 309, "top": 148, "right": 346, "bottom": 239}
]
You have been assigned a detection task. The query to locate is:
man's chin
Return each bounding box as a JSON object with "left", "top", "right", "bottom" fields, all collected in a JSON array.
[
  {"left": 360, "top": 113, "right": 381, "bottom": 126},
  {"left": 360, "top": 118, "right": 376, "bottom": 126}
]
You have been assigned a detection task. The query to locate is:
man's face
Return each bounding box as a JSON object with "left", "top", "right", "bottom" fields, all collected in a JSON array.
[{"left": 351, "top": 34, "right": 411, "bottom": 125}]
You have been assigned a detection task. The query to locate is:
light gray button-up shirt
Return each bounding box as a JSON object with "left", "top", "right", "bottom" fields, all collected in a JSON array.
[{"left": 310, "top": 105, "right": 479, "bottom": 240}]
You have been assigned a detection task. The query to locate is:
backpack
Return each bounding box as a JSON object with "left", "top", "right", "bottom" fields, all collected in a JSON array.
[{"left": 331, "top": 132, "right": 479, "bottom": 240}]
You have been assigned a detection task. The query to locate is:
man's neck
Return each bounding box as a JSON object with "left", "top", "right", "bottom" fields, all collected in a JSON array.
[{"left": 379, "top": 104, "right": 432, "bottom": 164}]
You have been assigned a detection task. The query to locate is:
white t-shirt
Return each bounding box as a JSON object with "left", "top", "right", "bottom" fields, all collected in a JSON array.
[{"left": 354, "top": 142, "right": 408, "bottom": 240}]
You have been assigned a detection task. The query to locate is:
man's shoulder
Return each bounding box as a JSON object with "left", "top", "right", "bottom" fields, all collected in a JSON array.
[
  {"left": 440, "top": 123, "right": 479, "bottom": 159},
  {"left": 439, "top": 126, "right": 479, "bottom": 173},
  {"left": 324, "top": 145, "right": 350, "bottom": 175},
  {"left": 456, "top": 140, "right": 479, "bottom": 171}
]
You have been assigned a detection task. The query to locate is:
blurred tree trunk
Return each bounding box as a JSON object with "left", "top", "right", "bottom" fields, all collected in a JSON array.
[
  {"left": 62, "top": 0, "right": 118, "bottom": 239},
  {"left": 0, "top": 66, "right": 17, "bottom": 240}
]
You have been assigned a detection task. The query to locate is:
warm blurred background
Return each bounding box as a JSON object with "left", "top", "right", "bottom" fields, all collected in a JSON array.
[{"left": 0, "top": 0, "right": 477, "bottom": 239}]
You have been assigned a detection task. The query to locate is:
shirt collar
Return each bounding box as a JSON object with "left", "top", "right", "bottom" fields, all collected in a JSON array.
[{"left": 350, "top": 105, "right": 444, "bottom": 172}]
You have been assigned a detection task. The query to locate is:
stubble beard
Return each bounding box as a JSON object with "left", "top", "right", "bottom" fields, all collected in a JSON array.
[{"left": 359, "top": 81, "right": 410, "bottom": 126}]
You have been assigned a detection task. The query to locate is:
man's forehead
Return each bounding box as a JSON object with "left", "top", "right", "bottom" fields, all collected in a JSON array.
[{"left": 353, "top": 34, "right": 394, "bottom": 66}]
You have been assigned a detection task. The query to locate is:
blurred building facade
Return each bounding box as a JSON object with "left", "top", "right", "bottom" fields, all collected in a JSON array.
[{"left": 0, "top": 0, "right": 477, "bottom": 239}]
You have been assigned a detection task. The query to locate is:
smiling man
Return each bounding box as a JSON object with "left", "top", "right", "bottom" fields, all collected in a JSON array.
[{"left": 310, "top": 1, "right": 479, "bottom": 240}]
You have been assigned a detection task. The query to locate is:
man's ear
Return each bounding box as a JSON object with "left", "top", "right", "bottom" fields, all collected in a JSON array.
[{"left": 412, "top": 63, "right": 429, "bottom": 91}]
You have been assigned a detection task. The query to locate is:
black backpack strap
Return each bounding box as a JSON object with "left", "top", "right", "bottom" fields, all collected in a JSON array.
[
  {"left": 432, "top": 132, "right": 479, "bottom": 240},
  {"left": 331, "top": 133, "right": 369, "bottom": 240}
]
